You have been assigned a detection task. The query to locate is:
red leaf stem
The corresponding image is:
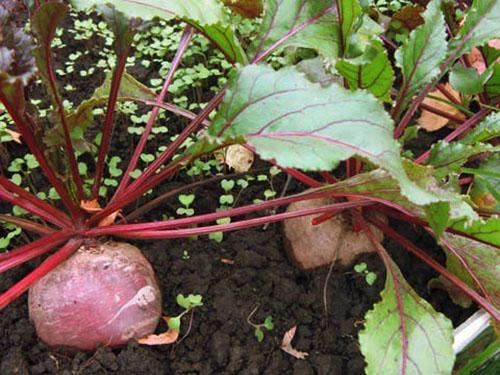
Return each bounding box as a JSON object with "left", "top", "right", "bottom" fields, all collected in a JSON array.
[
  {"left": 113, "top": 26, "right": 194, "bottom": 198},
  {"left": 415, "top": 107, "right": 491, "bottom": 163},
  {"left": 438, "top": 232, "right": 493, "bottom": 305},
  {"left": 93, "top": 201, "right": 369, "bottom": 239},
  {"left": 419, "top": 102, "right": 465, "bottom": 124},
  {"left": 0, "top": 214, "right": 55, "bottom": 235},
  {"left": 88, "top": 192, "right": 372, "bottom": 236},
  {"left": 0, "top": 96, "right": 81, "bottom": 219},
  {"left": 40, "top": 4, "right": 84, "bottom": 200},
  {"left": 0, "top": 230, "right": 72, "bottom": 274},
  {"left": 0, "top": 176, "right": 72, "bottom": 228},
  {"left": 91, "top": 53, "right": 129, "bottom": 199}
]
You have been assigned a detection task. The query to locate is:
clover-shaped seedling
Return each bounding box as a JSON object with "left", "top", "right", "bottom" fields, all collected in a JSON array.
[
  {"left": 354, "top": 262, "right": 378, "bottom": 286},
  {"left": 167, "top": 294, "right": 203, "bottom": 333},
  {"left": 254, "top": 316, "right": 274, "bottom": 342},
  {"left": 219, "top": 179, "right": 235, "bottom": 206},
  {"left": 177, "top": 194, "right": 195, "bottom": 216},
  {"left": 247, "top": 305, "right": 274, "bottom": 342}
]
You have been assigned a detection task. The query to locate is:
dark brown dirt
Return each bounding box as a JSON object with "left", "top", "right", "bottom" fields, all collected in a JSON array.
[{"left": 0, "top": 215, "right": 475, "bottom": 374}]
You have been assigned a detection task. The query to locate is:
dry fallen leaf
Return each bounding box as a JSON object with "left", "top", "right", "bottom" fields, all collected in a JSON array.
[
  {"left": 280, "top": 326, "right": 309, "bottom": 360},
  {"left": 137, "top": 317, "right": 179, "bottom": 345},
  {"left": 80, "top": 199, "right": 119, "bottom": 226},
  {"left": 5, "top": 129, "right": 22, "bottom": 143},
  {"left": 80, "top": 199, "right": 101, "bottom": 213},
  {"left": 469, "top": 39, "right": 500, "bottom": 74},
  {"left": 417, "top": 83, "right": 465, "bottom": 132},
  {"left": 220, "top": 258, "right": 235, "bottom": 265},
  {"left": 224, "top": 144, "right": 254, "bottom": 173}
]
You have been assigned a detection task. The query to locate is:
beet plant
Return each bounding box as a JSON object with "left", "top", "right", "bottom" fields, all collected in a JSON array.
[{"left": 0, "top": 0, "right": 498, "bottom": 372}]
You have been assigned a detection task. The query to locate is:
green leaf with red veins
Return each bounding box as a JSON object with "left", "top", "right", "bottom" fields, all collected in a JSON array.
[
  {"left": 208, "top": 64, "right": 451, "bottom": 206},
  {"left": 449, "top": 0, "right": 500, "bottom": 57},
  {"left": 449, "top": 64, "right": 484, "bottom": 95},
  {"left": 395, "top": 0, "right": 447, "bottom": 111},
  {"left": 426, "top": 140, "right": 499, "bottom": 179},
  {"left": 461, "top": 112, "right": 499, "bottom": 144},
  {"left": 249, "top": 0, "right": 339, "bottom": 60},
  {"left": 0, "top": 6, "right": 36, "bottom": 111},
  {"left": 468, "top": 154, "right": 500, "bottom": 212},
  {"left": 317, "top": 161, "right": 478, "bottom": 234},
  {"left": 451, "top": 217, "right": 500, "bottom": 247},
  {"left": 359, "top": 257, "right": 455, "bottom": 375},
  {"left": 71, "top": 0, "right": 247, "bottom": 64},
  {"left": 441, "top": 233, "right": 500, "bottom": 310},
  {"left": 336, "top": 0, "right": 363, "bottom": 57},
  {"left": 424, "top": 201, "right": 450, "bottom": 239},
  {"left": 336, "top": 40, "right": 394, "bottom": 102},
  {"left": 485, "top": 63, "right": 500, "bottom": 99}
]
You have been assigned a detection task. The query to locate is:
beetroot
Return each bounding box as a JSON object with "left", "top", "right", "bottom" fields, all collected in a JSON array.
[
  {"left": 28, "top": 241, "right": 162, "bottom": 351},
  {"left": 283, "top": 197, "right": 386, "bottom": 270}
]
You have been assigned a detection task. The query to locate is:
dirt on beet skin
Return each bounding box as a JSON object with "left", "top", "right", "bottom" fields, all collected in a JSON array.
[{"left": 0, "top": 217, "right": 474, "bottom": 374}]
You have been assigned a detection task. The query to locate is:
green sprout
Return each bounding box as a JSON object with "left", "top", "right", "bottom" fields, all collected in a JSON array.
[
  {"left": 177, "top": 194, "right": 195, "bottom": 216},
  {"left": 247, "top": 305, "right": 274, "bottom": 342},
  {"left": 168, "top": 294, "right": 203, "bottom": 333},
  {"left": 354, "top": 262, "right": 378, "bottom": 286}
]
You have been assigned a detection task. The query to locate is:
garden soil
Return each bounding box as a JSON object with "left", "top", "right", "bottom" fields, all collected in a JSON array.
[{"left": 0, "top": 218, "right": 474, "bottom": 374}]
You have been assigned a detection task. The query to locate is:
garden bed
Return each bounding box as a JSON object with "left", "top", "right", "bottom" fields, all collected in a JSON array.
[
  {"left": 1, "top": 1, "right": 497, "bottom": 374},
  {"left": 0, "top": 211, "right": 474, "bottom": 374}
]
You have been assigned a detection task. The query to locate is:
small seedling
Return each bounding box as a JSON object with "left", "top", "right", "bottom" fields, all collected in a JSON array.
[
  {"left": 247, "top": 305, "right": 274, "bottom": 342},
  {"left": 181, "top": 250, "right": 190, "bottom": 260},
  {"left": 219, "top": 179, "right": 235, "bottom": 206},
  {"left": 168, "top": 294, "right": 203, "bottom": 333},
  {"left": 354, "top": 262, "right": 378, "bottom": 286},
  {"left": 177, "top": 194, "right": 195, "bottom": 216}
]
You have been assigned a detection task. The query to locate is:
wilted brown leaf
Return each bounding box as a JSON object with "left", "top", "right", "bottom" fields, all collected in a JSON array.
[
  {"left": 138, "top": 317, "right": 179, "bottom": 345},
  {"left": 280, "top": 326, "right": 309, "bottom": 360},
  {"left": 80, "top": 199, "right": 119, "bottom": 226},
  {"left": 417, "top": 83, "right": 465, "bottom": 132},
  {"left": 393, "top": 5, "right": 425, "bottom": 31},
  {"left": 468, "top": 39, "right": 500, "bottom": 74},
  {"left": 221, "top": 0, "right": 263, "bottom": 18},
  {"left": 80, "top": 199, "right": 101, "bottom": 213},
  {"left": 4, "top": 129, "right": 22, "bottom": 143}
]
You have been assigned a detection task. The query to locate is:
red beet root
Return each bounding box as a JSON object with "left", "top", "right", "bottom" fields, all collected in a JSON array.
[{"left": 28, "top": 241, "right": 162, "bottom": 351}]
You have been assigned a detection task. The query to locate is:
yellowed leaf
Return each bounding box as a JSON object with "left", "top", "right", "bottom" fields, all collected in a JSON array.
[
  {"left": 417, "top": 83, "right": 465, "bottom": 132},
  {"left": 280, "top": 326, "right": 309, "bottom": 360},
  {"left": 224, "top": 144, "right": 254, "bottom": 173},
  {"left": 472, "top": 192, "right": 497, "bottom": 210},
  {"left": 137, "top": 317, "right": 179, "bottom": 345}
]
